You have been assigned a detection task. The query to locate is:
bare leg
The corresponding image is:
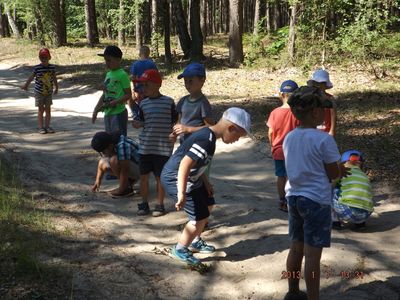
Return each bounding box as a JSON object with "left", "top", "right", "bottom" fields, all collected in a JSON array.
[
  {"left": 140, "top": 173, "right": 150, "bottom": 203},
  {"left": 44, "top": 105, "right": 51, "bottom": 128},
  {"left": 286, "top": 241, "right": 304, "bottom": 293},
  {"left": 38, "top": 106, "right": 45, "bottom": 129},
  {"left": 304, "top": 244, "right": 323, "bottom": 300},
  {"left": 277, "top": 176, "right": 287, "bottom": 200},
  {"left": 155, "top": 176, "right": 164, "bottom": 205},
  {"left": 179, "top": 218, "right": 208, "bottom": 247}
]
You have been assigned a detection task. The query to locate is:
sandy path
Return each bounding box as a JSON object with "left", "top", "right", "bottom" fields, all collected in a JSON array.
[{"left": 0, "top": 63, "right": 399, "bottom": 300}]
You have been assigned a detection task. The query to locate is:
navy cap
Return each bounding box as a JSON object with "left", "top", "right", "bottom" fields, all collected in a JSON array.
[
  {"left": 177, "top": 63, "right": 206, "bottom": 79},
  {"left": 98, "top": 45, "right": 123, "bottom": 58},
  {"left": 341, "top": 150, "right": 365, "bottom": 163},
  {"left": 280, "top": 80, "right": 299, "bottom": 93}
]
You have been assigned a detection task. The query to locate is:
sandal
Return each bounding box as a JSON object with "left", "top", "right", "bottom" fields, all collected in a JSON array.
[{"left": 108, "top": 187, "right": 134, "bottom": 198}]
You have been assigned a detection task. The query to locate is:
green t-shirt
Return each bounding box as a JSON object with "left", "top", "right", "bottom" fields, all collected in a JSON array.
[{"left": 103, "top": 68, "right": 131, "bottom": 116}]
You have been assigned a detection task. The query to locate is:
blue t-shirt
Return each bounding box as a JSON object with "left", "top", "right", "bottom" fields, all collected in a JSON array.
[
  {"left": 161, "top": 127, "right": 216, "bottom": 193},
  {"left": 129, "top": 59, "right": 158, "bottom": 92}
]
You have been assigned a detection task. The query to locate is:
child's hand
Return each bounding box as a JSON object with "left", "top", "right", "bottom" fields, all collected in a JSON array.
[
  {"left": 169, "top": 132, "right": 177, "bottom": 143},
  {"left": 109, "top": 100, "right": 118, "bottom": 107},
  {"left": 132, "top": 120, "right": 142, "bottom": 128},
  {"left": 21, "top": 85, "right": 28, "bottom": 91},
  {"left": 91, "top": 182, "right": 100, "bottom": 192},
  {"left": 175, "top": 193, "right": 186, "bottom": 211},
  {"left": 339, "top": 164, "right": 351, "bottom": 178},
  {"left": 173, "top": 124, "right": 188, "bottom": 135},
  {"left": 92, "top": 112, "right": 98, "bottom": 124},
  {"left": 205, "top": 182, "right": 214, "bottom": 197},
  {"left": 53, "top": 87, "right": 58, "bottom": 95}
]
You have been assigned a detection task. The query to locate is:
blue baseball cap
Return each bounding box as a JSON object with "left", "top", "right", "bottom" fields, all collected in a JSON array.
[
  {"left": 280, "top": 80, "right": 298, "bottom": 93},
  {"left": 177, "top": 63, "right": 206, "bottom": 79},
  {"left": 341, "top": 149, "right": 365, "bottom": 163}
]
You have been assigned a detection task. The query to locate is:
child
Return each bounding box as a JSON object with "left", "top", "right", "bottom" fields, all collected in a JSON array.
[
  {"left": 161, "top": 107, "right": 251, "bottom": 265},
  {"left": 283, "top": 86, "right": 346, "bottom": 300},
  {"left": 21, "top": 48, "right": 58, "bottom": 134},
  {"left": 266, "top": 80, "right": 299, "bottom": 212},
  {"left": 332, "top": 150, "right": 373, "bottom": 229},
  {"left": 172, "top": 62, "right": 214, "bottom": 142},
  {"left": 92, "top": 45, "right": 132, "bottom": 136},
  {"left": 129, "top": 45, "right": 158, "bottom": 120},
  {"left": 132, "top": 69, "right": 177, "bottom": 217},
  {"left": 307, "top": 69, "right": 337, "bottom": 137},
  {"left": 91, "top": 131, "right": 140, "bottom": 197}
]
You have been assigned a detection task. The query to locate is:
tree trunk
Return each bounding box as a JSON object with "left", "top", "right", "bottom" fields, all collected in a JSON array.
[
  {"left": 34, "top": 6, "right": 45, "bottom": 45},
  {"left": 60, "top": 0, "right": 67, "bottom": 44},
  {"left": 85, "top": 0, "right": 99, "bottom": 46},
  {"left": 4, "top": 4, "right": 20, "bottom": 38},
  {"left": 224, "top": 0, "right": 229, "bottom": 34},
  {"left": 200, "top": 0, "right": 207, "bottom": 42},
  {"left": 272, "top": 2, "right": 279, "bottom": 31},
  {"left": 171, "top": 0, "right": 192, "bottom": 58},
  {"left": 229, "top": 0, "right": 243, "bottom": 66},
  {"left": 288, "top": 2, "right": 298, "bottom": 63},
  {"left": 143, "top": 1, "right": 151, "bottom": 43},
  {"left": 118, "top": 0, "right": 125, "bottom": 46},
  {"left": 163, "top": 1, "right": 172, "bottom": 65},
  {"left": 190, "top": 0, "right": 204, "bottom": 61},
  {"left": 253, "top": 0, "right": 260, "bottom": 34},
  {"left": 265, "top": 1, "right": 271, "bottom": 33},
  {"left": 135, "top": 1, "right": 142, "bottom": 49},
  {"left": 0, "top": 4, "right": 7, "bottom": 38},
  {"left": 50, "top": 0, "right": 65, "bottom": 47}
]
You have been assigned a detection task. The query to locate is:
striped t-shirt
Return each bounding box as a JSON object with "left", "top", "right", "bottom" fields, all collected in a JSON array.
[
  {"left": 33, "top": 64, "right": 56, "bottom": 96},
  {"left": 338, "top": 166, "right": 373, "bottom": 212},
  {"left": 138, "top": 95, "right": 177, "bottom": 156}
]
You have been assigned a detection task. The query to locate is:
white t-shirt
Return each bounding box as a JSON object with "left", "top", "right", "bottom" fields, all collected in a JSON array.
[{"left": 283, "top": 128, "right": 340, "bottom": 205}]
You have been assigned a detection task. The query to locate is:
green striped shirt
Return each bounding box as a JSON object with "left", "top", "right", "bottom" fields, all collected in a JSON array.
[{"left": 338, "top": 166, "right": 373, "bottom": 212}]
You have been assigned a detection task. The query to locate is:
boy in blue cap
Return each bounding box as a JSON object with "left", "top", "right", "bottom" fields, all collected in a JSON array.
[
  {"left": 332, "top": 150, "right": 373, "bottom": 229},
  {"left": 171, "top": 62, "right": 214, "bottom": 142},
  {"left": 161, "top": 107, "right": 251, "bottom": 265},
  {"left": 266, "top": 80, "right": 299, "bottom": 212}
]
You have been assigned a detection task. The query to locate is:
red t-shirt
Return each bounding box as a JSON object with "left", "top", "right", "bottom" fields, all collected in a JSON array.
[{"left": 267, "top": 107, "right": 299, "bottom": 160}]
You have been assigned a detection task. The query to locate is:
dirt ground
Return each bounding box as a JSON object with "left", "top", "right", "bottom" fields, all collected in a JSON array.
[{"left": 0, "top": 63, "right": 399, "bottom": 300}]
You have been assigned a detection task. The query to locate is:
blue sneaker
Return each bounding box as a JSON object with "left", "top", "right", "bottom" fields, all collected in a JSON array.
[
  {"left": 189, "top": 238, "right": 215, "bottom": 254},
  {"left": 170, "top": 245, "right": 200, "bottom": 265}
]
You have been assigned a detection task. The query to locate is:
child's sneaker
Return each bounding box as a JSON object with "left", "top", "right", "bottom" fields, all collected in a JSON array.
[
  {"left": 170, "top": 245, "right": 200, "bottom": 265},
  {"left": 152, "top": 204, "right": 166, "bottom": 217},
  {"left": 137, "top": 202, "right": 150, "bottom": 215},
  {"left": 38, "top": 128, "right": 47, "bottom": 134},
  {"left": 46, "top": 127, "right": 55, "bottom": 133},
  {"left": 189, "top": 238, "right": 215, "bottom": 254}
]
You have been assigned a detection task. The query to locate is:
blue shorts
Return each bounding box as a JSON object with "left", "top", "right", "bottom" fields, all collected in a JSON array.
[
  {"left": 288, "top": 196, "right": 331, "bottom": 248},
  {"left": 139, "top": 154, "right": 170, "bottom": 177},
  {"left": 104, "top": 109, "right": 128, "bottom": 136},
  {"left": 274, "top": 160, "right": 287, "bottom": 177},
  {"left": 332, "top": 188, "right": 372, "bottom": 224}
]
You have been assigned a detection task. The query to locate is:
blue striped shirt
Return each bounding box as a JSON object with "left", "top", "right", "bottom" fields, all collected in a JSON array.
[
  {"left": 138, "top": 95, "right": 177, "bottom": 156},
  {"left": 116, "top": 135, "right": 140, "bottom": 163},
  {"left": 33, "top": 64, "right": 55, "bottom": 96}
]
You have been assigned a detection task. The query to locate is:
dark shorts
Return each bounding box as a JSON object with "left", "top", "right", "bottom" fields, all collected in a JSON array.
[
  {"left": 288, "top": 195, "right": 331, "bottom": 248},
  {"left": 274, "top": 160, "right": 287, "bottom": 177},
  {"left": 139, "top": 154, "right": 170, "bottom": 177},
  {"left": 35, "top": 93, "right": 53, "bottom": 107},
  {"left": 104, "top": 109, "right": 128, "bottom": 136}
]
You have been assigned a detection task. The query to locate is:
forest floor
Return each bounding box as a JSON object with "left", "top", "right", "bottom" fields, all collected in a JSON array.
[{"left": 0, "top": 39, "right": 399, "bottom": 299}]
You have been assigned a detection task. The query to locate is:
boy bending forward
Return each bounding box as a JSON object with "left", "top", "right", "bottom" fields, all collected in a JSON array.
[{"left": 161, "top": 107, "right": 251, "bottom": 265}]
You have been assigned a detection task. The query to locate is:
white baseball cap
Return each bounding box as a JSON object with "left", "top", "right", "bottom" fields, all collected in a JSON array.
[
  {"left": 310, "top": 69, "right": 333, "bottom": 89},
  {"left": 222, "top": 107, "right": 251, "bottom": 135}
]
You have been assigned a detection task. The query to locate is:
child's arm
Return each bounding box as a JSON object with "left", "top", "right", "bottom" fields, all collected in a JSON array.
[
  {"left": 172, "top": 117, "right": 215, "bottom": 135},
  {"left": 267, "top": 127, "right": 273, "bottom": 145},
  {"left": 21, "top": 73, "right": 35, "bottom": 90},
  {"left": 92, "top": 94, "right": 105, "bottom": 124},
  {"left": 324, "top": 162, "right": 350, "bottom": 181},
  {"left": 201, "top": 173, "right": 214, "bottom": 197},
  {"left": 329, "top": 107, "right": 337, "bottom": 137},
  {"left": 92, "top": 162, "right": 106, "bottom": 192},
  {"left": 176, "top": 156, "right": 196, "bottom": 210},
  {"left": 109, "top": 87, "right": 132, "bottom": 108},
  {"left": 52, "top": 71, "right": 59, "bottom": 94}
]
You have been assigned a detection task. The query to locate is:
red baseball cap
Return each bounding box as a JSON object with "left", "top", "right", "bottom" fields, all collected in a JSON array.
[
  {"left": 39, "top": 48, "right": 51, "bottom": 58},
  {"left": 133, "top": 69, "right": 162, "bottom": 85}
]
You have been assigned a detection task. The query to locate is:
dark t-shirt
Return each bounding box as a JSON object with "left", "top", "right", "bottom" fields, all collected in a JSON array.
[{"left": 161, "top": 127, "right": 216, "bottom": 193}]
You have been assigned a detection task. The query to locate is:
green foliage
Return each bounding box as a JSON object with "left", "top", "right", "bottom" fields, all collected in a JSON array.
[{"left": 66, "top": 1, "right": 86, "bottom": 39}]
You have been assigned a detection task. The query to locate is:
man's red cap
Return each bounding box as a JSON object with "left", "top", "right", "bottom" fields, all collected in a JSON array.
[
  {"left": 133, "top": 69, "right": 162, "bottom": 85},
  {"left": 39, "top": 48, "right": 51, "bottom": 58}
]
